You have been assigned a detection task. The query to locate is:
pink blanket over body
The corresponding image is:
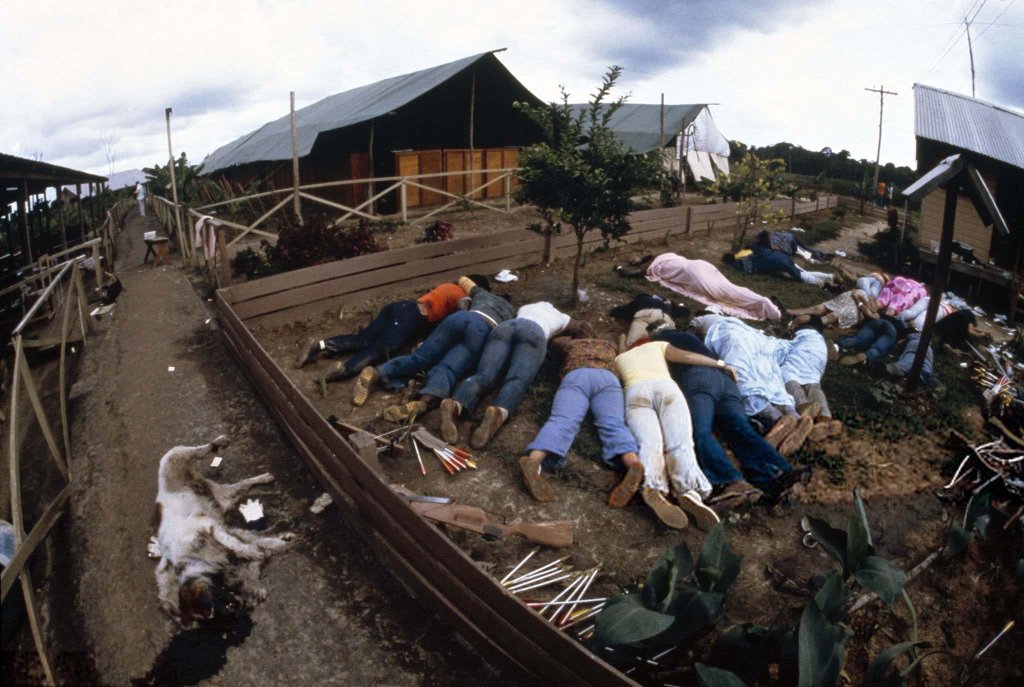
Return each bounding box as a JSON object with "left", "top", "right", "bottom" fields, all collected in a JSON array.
[{"left": 645, "top": 253, "right": 780, "bottom": 320}]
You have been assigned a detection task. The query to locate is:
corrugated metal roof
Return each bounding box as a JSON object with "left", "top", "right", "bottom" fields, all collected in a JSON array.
[
  {"left": 914, "top": 84, "right": 1024, "bottom": 171},
  {"left": 203, "top": 52, "right": 501, "bottom": 174},
  {"left": 565, "top": 103, "right": 729, "bottom": 156}
]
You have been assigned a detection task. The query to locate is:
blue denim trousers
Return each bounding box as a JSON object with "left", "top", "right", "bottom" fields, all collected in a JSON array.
[
  {"left": 837, "top": 319, "right": 897, "bottom": 362},
  {"left": 527, "top": 368, "right": 638, "bottom": 470},
  {"left": 378, "top": 310, "right": 491, "bottom": 398},
  {"left": 893, "top": 334, "right": 938, "bottom": 387},
  {"left": 453, "top": 319, "right": 547, "bottom": 414},
  {"left": 323, "top": 300, "right": 425, "bottom": 377},
  {"left": 681, "top": 367, "right": 792, "bottom": 487}
]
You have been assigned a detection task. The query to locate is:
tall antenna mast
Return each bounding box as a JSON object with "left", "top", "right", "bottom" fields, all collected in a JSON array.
[{"left": 965, "top": 14, "right": 977, "bottom": 97}]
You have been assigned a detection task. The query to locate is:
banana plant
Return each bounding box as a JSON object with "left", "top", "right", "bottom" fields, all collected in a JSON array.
[{"left": 593, "top": 523, "right": 742, "bottom": 650}]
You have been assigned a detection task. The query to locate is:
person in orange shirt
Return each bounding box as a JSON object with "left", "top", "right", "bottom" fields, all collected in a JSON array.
[{"left": 294, "top": 277, "right": 481, "bottom": 381}]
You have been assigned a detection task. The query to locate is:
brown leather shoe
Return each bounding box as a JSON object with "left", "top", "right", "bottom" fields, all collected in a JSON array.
[
  {"left": 608, "top": 462, "right": 644, "bottom": 508},
  {"left": 518, "top": 455, "right": 555, "bottom": 502},
  {"left": 470, "top": 406, "right": 506, "bottom": 449},
  {"left": 796, "top": 401, "right": 821, "bottom": 418},
  {"left": 295, "top": 337, "right": 320, "bottom": 369},
  {"left": 808, "top": 419, "right": 844, "bottom": 442},
  {"left": 779, "top": 415, "right": 815, "bottom": 457},
  {"left": 839, "top": 352, "right": 867, "bottom": 367},
  {"left": 641, "top": 488, "right": 688, "bottom": 529},
  {"left": 440, "top": 399, "right": 461, "bottom": 444},
  {"left": 709, "top": 479, "right": 763, "bottom": 507},
  {"left": 764, "top": 415, "right": 798, "bottom": 449},
  {"left": 352, "top": 367, "right": 379, "bottom": 406},
  {"left": 382, "top": 399, "right": 427, "bottom": 423}
]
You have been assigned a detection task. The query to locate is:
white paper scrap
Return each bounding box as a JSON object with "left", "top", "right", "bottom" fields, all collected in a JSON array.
[
  {"left": 211, "top": 456, "right": 223, "bottom": 467},
  {"left": 168, "top": 366, "right": 175, "bottom": 372}
]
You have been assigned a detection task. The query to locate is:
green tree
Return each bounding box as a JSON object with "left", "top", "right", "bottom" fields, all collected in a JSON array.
[
  {"left": 514, "top": 66, "right": 662, "bottom": 301},
  {"left": 707, "top": 153, "right": 787, "bottom": 250},
  {"left": 143, "top": 152, "right": 223, "bottom": 206}
]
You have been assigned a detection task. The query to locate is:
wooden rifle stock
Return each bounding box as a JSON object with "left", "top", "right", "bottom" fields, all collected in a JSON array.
[{"left": 408, "top": 502, "right": 574, "bottom": 548}]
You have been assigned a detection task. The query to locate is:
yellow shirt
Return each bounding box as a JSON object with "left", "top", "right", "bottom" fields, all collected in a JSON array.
[{"left": 614, "top": 341, "right": 671, "bottom": 387}]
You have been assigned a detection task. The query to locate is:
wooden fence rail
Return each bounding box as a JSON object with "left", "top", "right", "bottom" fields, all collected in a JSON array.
[
  {"left": 0, "top": 199, "right": 128, "bottom": 686},
  {"left": 2, "top": 259, "right": 94, "bottom": 686},
  {"left": 208, "top": 193, "right": 838, "bottom": 685}
]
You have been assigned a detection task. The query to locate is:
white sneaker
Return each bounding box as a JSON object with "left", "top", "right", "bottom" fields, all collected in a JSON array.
[{"left": 677, "top": 491, "right": 720, "bottom": 531}]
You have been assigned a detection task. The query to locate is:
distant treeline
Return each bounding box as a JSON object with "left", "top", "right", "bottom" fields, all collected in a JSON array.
[{"left": 730, "top": 140, "right": 916, "bottom": 190}]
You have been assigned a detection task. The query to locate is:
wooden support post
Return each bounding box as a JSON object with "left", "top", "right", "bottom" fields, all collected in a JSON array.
[
  {"left": 55, "top": 185, "right": 68, "bottom": 252},
  {"left": 349, "top": 431, "right": 382, "bottom": 475},
  {"left": 18, "top": 179, "right": 31, "bottom": 264},
  {"left": 685, "top": 206, "right": 693, "bottom": 234},
  {"left": 165, "top": 108, "right": 186, "bottom": 262},
  {"left": 368, "top": 120, "right": 376, "bottom": 216},
  {"left": 400, "top": 180, "right": 408, "bottom": 223},
  {"left": 468, "top": 68, "right": 476, "bottom": 199},
  {"left": 791, "top": 196, "right": 796, "bottom": 219},
  {"left": 505, "top": 171, "right": 511, "bottom": 213},
  {"left": 76, "top": 183, "right": 84, "bottom": 242},
  {"left": 290, "top": 91, "right": 303, "bottom": 225},
  {"left": 907, "top": 184, "right": 959, "bottom": 391}
]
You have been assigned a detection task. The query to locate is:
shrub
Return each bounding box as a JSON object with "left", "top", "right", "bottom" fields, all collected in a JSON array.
[
  {"left": 418, "top": 221, "right": 454, "bottom": 243},
  {"left": 230, "top": 215, "right": 383, "bottom": 279}
]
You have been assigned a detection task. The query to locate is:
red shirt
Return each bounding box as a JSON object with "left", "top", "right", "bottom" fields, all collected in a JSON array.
[{"left": 417, "top": 283, "right": 467, "bottom": 323}]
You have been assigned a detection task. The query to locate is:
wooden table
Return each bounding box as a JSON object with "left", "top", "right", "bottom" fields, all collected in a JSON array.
[{"left": 143, "top": 237, "right": 171, "bottom": 266}]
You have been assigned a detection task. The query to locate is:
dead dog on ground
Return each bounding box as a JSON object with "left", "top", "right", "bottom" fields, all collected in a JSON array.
[{"left": 151, "top": 435, "right": 293, "bottom": 626}]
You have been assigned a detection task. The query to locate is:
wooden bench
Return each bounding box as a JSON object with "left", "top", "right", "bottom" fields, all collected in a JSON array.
[{"left": 143, "top": 236, "right": 171, "bottom": 266}]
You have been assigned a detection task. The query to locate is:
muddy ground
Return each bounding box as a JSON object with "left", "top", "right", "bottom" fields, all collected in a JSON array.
[
  {"left": 255, "top": 209, "right": 1023, "bottom": 685},
  {"left": 2, "top": 209, "right": 510, "bottom": 686},
  {"left": 2, "top": 202, "right": 1019, "bottom": 686}
]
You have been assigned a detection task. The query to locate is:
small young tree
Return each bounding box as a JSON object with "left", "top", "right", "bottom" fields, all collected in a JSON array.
[
  {"left": 707, "top": 153, "right": 786, "bottom": 250},
  {"left": 515, "top": 66, "right": 662, "bottom": 301}
]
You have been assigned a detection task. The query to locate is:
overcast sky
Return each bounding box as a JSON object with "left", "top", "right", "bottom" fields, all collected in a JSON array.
[{"left": 2, "top": 0, "right": 1021, "bottom": 178}]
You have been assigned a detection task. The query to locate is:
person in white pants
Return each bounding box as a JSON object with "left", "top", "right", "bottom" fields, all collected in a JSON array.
[
  {"left": 135, "top": 182, "right": 147, "bottom": 217},
  {"left": 614, "top": 340, "right": 734, "bottom": 530}
]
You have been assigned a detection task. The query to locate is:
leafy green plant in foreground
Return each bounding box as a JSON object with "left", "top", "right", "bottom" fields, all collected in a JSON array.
[
  {"left": 593, "top": 522, "right": 741, "bottom": 649},
  {"left": 608, "top": 491, "right": 924, "bottom": 687}
]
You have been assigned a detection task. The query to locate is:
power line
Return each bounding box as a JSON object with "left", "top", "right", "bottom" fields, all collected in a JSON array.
[{"left": 976, "top": 0, "right": 1017, "bottom": 39}]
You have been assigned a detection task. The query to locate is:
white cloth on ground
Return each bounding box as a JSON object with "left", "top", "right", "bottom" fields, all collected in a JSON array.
[
  {"left": 780, "top": 329, "right": 828, "bottom": 385},
  {"left": 703, "top": 317, "right": 795, "bottom": 416}
]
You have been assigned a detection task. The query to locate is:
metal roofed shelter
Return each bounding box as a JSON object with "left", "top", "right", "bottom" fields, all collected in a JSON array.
[
  {"left": 1, "top": 153, "right": 107, "bottom": 265},
  {"left": 201, "top": 51, "right": 544, "bottom": 211},
  {"left": 566, "top": 103, "right": 732, "bottom": 183},
  {"left": 913, "top": 85, "right": 1024, "bottom": 272}
]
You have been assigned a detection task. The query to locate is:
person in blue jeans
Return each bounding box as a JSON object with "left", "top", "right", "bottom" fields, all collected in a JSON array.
[
  {"left": 836, "top": 316, "right": 907, "bottom": 367},
  {"left": 653, "top": 330, "right": 801, "bottom": 505},
  {"left": 723, "top": 245, "right": 836, "bottom": 288},
  {"left": 518, "top": 330, "right": 643, "bottom": 508},
  {"left": 353, "top": 276, "right": 515, "bottom": 421},
  {"left": 441, "top": 302, "right": 571, "bottom": 449}
]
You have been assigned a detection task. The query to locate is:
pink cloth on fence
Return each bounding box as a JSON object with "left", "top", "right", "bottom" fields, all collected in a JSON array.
[
  {"left": 876, "top": 276, "right": 927, "bottom": 316},
  {"left": 645, "top": 253, "right": 781, "bottom": 321}
]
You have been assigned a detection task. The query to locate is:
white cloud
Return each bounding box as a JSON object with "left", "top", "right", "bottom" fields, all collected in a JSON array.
[{"left": 1, "top": 0, "right": 1020, "bottom": 176}]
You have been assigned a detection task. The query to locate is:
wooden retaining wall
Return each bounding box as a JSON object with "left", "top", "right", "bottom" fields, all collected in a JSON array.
[
  {"left": 215, "top": 194, "right": 835, "bottom": 685},
  {"left": 230, "top": 195, "right": 835, "bottom": 329}
]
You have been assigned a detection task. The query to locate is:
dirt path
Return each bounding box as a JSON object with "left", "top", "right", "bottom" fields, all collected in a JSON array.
[{"left": 57, "top": 209, "right": 507, "bottom": 685}]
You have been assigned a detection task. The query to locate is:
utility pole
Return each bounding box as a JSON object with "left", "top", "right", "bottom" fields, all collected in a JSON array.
[
  {"left": 165, "top": 107, "right": 185, "bottom": 256},
  {"left": 865, "top": 85, "right": 897, "bottom": 203},
  {"left": 965, "top": 14, "right": 976, "bottom": 97}
]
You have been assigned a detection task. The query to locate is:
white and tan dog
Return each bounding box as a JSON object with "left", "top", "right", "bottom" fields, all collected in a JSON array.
[{"left": 152, "top": 435, "right": 293, "bottom": 625}]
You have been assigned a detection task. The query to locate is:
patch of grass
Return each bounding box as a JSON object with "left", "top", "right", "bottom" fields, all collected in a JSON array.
[
  {"left": 799, "top": 446, "right": 847, "bottom": 484},
  {"left": 799, "top": 219, "right": 842, "bottom": 246},
  {"left": 824, "top": 346, "right": 980, "bottom": 441}
]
